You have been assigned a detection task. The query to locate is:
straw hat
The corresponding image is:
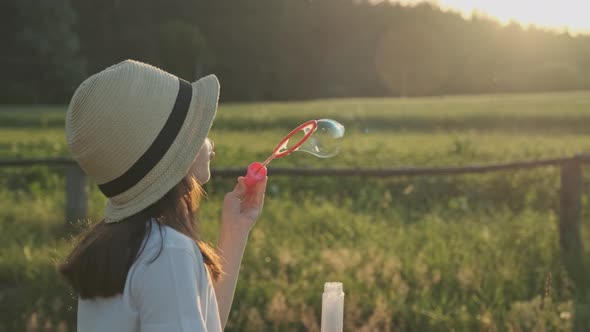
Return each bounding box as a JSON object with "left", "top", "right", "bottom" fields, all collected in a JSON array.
[{"left": 65, "top": 59, "right": 219, "bottom": 223}]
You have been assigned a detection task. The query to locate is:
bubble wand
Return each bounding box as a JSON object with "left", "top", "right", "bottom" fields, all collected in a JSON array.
[{"left": 243, "top": 119, "right": 345, "bottom": 187}]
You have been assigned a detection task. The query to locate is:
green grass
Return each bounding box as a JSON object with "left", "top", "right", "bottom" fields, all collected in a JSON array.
[{"left": 1, "top": 91, "right": 590, "bottom": 331}]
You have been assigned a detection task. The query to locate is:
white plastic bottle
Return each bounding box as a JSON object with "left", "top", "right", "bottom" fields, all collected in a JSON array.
[{"left": 321, "top": 282, "right": 344, "bottom": 332}]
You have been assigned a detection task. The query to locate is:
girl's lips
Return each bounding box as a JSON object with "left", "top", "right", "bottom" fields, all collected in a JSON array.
[{"left": 209, "top": 151, "right": 215, "bottom": 161}]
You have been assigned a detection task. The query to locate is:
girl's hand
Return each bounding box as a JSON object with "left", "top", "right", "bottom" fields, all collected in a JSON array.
[
  {"left": 221, "top": 176, "right": 267, "bottom": 233},
  {"left": 216, "top": 176, "right": 267, "bottom": 328}
]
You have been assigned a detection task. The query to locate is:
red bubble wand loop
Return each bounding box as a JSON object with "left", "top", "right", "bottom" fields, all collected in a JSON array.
[{"left": 244, "top": 120, "right": 318, "bottom": 187}]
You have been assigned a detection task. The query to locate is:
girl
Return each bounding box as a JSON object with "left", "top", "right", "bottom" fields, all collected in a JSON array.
[{"left": 59, "top": 59, "right": 267, "bottom": 331}]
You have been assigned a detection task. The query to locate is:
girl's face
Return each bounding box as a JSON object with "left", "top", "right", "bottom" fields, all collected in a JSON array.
[{"left": 190, "top": 137, "right": 215, "bottom": 184}]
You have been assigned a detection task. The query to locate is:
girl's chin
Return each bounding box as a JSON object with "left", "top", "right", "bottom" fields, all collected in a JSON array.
[{"left": 196, "top": 173, "right": 211, "bottom": 185}]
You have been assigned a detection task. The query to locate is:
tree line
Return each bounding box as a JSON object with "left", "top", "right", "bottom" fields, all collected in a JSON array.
[{"left": 2, "top": 0, "right": 590, "bottom": 103}]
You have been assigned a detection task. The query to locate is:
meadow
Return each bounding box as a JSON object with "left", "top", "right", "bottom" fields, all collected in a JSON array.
[{"left": 1, "top": 91, "right": 590, "bottom": 331}]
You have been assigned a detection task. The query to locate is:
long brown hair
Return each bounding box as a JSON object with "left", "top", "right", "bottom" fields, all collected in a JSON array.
[{"left": 59, "top": 173, "right": 221, "bottom": 299}]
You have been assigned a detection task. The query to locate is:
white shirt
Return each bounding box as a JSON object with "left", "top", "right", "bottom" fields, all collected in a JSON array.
[{"left": 77, "top": 221, "right": 222, "bottom": 332}]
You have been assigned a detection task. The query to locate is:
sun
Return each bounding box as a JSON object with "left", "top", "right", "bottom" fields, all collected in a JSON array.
[{"left": 395, "top": 0, "right": 590, "bottom": 34}]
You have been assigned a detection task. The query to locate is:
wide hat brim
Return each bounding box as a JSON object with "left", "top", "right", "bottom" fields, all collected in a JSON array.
[{"left": 103, "top": 74, "right": 219, "bottom": 223}]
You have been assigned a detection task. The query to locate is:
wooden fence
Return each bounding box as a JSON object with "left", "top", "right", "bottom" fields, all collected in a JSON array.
[{"left": 1, "top": 154, "right": 588, "bottom": 256}]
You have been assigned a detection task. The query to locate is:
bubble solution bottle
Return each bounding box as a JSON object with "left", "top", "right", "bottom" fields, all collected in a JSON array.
[{"left": 321, "top": 282, "right": 344, "bottom": 332}]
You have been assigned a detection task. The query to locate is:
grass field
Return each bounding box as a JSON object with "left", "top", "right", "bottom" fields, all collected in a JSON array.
[{"left": 1, "top": 91, "right": 590, "bottom": 331}]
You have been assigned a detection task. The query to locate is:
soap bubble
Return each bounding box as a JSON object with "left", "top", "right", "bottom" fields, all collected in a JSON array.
[
  {"left": 278, "top": 119, "right": 344, "bottom": 158},
  {"left": 296, "top": 119, "right": 345, "bottom": 158},
  {"left": 260, "top": 119, "right": 345, "bottom": 168}
]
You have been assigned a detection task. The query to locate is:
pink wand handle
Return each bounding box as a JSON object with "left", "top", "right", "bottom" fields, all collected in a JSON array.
[{"left": 244, "top": 162, "right": 267, "bottom": 187}]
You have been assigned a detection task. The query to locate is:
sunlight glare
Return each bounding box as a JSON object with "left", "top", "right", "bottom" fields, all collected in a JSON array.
[{"left": 389, "top": 0, "right": 590, "bottom": 34}]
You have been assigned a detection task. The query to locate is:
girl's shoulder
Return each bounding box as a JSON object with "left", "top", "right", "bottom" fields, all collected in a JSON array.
[
  {"left": 125, "top": 222, "right": 213, "bottom": 314},
  {"left": 140, "top": 220, "right": 201, "bottom": 261}
]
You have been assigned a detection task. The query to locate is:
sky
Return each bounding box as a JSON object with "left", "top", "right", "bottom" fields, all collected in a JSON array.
[{"left": 391, "top": 0, "right": 590, "bottom": 35}]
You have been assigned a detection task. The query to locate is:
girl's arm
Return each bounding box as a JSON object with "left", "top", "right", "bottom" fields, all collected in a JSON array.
[{"left": 214, "top": 176, "right": 267, "bottom": 329}]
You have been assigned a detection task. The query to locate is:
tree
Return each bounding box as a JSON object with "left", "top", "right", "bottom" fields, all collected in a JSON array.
[
  {"left": 0, "top": 0, "right": 86, "bottom": 103},
  {"left": 375, "top": 4, "right": 450, "bottom": 97}
]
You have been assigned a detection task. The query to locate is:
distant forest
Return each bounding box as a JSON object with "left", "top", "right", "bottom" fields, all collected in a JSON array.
[{"left": 3, "top": 0, "right": 590, "bottom": 103}]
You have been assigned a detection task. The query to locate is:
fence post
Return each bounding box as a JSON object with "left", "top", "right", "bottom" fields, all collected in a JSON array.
[
  {"left": 65, "top": 163, "right": 87, "bottom": 224},
  {"left": 559, "top": 158, "right": 583, "bottom": 256}
]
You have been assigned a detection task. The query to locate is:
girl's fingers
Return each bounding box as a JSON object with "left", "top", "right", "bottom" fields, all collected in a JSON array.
[
  {"left": 254, "top": 177, "right": 268, "bottom": 206},
  {"left": 234, "top": 177, "right": 246, "bottom": 200},
  {"left": 232, "top": 175, "right": 267, "bottom": 209},
  {"left": 224, "top": 191, "right": 241, "bottom": 212},
  {"left": 234, "top": 176, "right": 245, "bottom": 190}
]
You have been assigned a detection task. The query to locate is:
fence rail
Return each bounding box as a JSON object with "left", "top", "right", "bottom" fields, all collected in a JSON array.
[{"left": 1, "top": 154, "right": 588, "bottom": 257}]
